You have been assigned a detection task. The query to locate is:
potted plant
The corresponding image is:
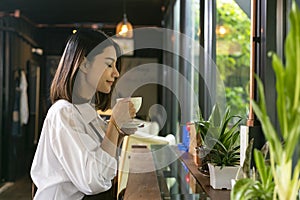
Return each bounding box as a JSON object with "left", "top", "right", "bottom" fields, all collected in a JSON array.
[
  {"left": 193, "top": 105, "right": 218, "bottom": 173},
  {"left": 206, "top": 106, "right": 243, "bottom": 190},
  {"left": 231, "top": 139, "right": 275, "bottom": 199},
  {"left": 231, "top": 143, "right": 275, "bottom": 199},
  {"left": 231, "top": 1, "right": 300, "bottom": 199},
  {"left": 188, "top": 105, "right": 219, "bottom": 172}
]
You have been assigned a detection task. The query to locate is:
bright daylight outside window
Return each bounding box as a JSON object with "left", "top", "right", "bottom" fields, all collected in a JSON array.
[
  {"left": 192, "top": 0, "right": 200, "bottom": 107},
  {"left": 216, "top": 0, "right": 250, "bottom": 120},
  {"left": 185, "top": 0, "right": 199, "bottom": 122}
]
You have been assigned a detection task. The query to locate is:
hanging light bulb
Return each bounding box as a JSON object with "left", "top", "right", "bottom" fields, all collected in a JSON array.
[{"left": 116, "top": 0, "right": 133, "bottom": 38}]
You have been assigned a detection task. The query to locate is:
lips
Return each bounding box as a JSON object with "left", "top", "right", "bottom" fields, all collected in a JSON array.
[{"left": 106, "top": 80, "right": 114, "bottom": 86}]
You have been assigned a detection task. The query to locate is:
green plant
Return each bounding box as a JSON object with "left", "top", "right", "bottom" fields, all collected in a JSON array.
[
  {"left": 232, "top": 1, "right": 300, "bottom": 199},
  {"left": 241, "top": 138, "right": 254, "bottom": 178},
  {"left": 231, "top": 140, "right": 275, "bottom": 200},
  {"left": 194, "top": 105, "right": 218, "bottom": 146},
  {"left": 192, "top": 105, "right": 219, "bottom": 173},
  {"left": 231, "top": 149, "right": 275, "bottom": 200},
  {"left": 253, "top": 2, "right": 300, "bottom": 199},
  {"left": 206, "top": 106, "right": 242, "bottom": 167}
]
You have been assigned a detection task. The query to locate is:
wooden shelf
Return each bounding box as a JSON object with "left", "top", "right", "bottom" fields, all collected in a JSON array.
[{"left": 179, "top": 152, "right": 231, "bottom": 200}]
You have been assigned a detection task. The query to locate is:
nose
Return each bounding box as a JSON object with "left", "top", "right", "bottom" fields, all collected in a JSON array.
[{"left": 113, "top": 66, "right": 120, "bottom": 78}]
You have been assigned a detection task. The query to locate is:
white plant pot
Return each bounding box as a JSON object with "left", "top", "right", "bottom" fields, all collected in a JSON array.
[
  {"left": 231, "top": 179, "right": 237, "bottom": 189},
  {"left": 208, "top": 163, "right": 240, "bottom": 190}
]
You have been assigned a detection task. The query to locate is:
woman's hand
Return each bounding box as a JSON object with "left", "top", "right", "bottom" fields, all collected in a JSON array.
[{"left": 111, "top": 98, "right": 136, "bottom": 128}]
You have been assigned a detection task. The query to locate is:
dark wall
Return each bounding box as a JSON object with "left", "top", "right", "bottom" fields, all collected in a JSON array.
[
  {"left": 0, "top": 16, "right": 44, "bottom": 181},
  {"left": 38, "top": 28, "right": 72, "bottom": 55}
]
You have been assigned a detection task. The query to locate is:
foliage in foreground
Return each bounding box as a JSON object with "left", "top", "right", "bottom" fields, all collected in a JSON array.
[{"left": 231, "top": 1, "right": 300, "bottom": 199}]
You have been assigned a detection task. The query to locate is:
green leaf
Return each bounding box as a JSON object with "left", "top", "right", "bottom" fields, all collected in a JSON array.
[
  {"left": 253, "top": 149, "right": 268, "bottom": 186},
  {"left": 249, "top": 2, "right": 300, "bottom": 198},
  {"left": 251, "top": 77, "right": 283, "bottom": 163},
  {"left": 271, "top": 53, "right": 288, "bottom": 139},
  {"left": 242, "top": 138, "right": 254, "bottom": 178},
  {"left": 209, "top": 104, "right": 221, "bottom": 127},
  {"left": 231, "top": 178, "right": 256, "bottom": 200},
  {"left": 286, "top": 1, "right": 300, "bottom": 111}
]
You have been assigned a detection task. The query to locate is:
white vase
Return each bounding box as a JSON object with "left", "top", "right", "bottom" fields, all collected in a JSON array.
[{"left": 208, "top": 163, "right": 240, "bottom": 190}]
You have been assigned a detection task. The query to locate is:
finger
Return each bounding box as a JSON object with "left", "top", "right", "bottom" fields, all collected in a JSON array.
[
  {"left": 130, "top": 110, "right": 136, "bottom": 118},
  {"left": 132, "top": 107, "right": 136, "bottom": 114},
  {"left": 129, "top": 101, "right": 134, "bottom": 108},
  {"left": 131, "top": 110, "right": 135, "bottom": 118},
  {"left": 122, "top": 97, "right": 131, "bottom": 102}
]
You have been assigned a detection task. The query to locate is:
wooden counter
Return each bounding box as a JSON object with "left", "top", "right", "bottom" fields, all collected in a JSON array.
[
  {"left": 123, "top": 145, "right": 230, "bottom": 200},
  {"left": 123, "top": 146, "right": 162, "bottom": 200}
]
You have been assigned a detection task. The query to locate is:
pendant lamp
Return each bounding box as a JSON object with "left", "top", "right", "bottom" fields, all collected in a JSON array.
[{"left": 116, "top": 0, "right": 133, "bottom": 38}]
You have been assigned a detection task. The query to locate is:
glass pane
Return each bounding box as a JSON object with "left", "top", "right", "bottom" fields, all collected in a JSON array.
[
  {"left": 216, "top": 0, "right": 251, "bottom": 120},
  {"left": 151, "top": 144, "right": 209, "bottom": 199},
  {"left": 184, "top": 0, "right": 200, "bottom": 121},
  {"left": 173, "top": 0, "right": 180, "bottom": 139},
  {"left": 191, "top": 0, "right": 200, "bottom": 114}
]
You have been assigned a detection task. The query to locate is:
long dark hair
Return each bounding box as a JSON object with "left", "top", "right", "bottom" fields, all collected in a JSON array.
[{"left": 50, "top": 29, "right": 121, "bottom": 111}]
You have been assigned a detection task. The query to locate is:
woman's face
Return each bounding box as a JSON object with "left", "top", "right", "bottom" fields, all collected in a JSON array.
[{"left": 85, "top": 46, "right": 119, "bottom": 94}]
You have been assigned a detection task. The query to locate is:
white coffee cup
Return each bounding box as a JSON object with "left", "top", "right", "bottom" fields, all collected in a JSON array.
[{"left": 116, "top": 97, "right": 142, "bottom": 113}]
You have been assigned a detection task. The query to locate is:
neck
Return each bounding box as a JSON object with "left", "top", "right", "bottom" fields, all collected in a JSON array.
[{"left": 73, "top": 70, "right": 95, "bottom": 102}]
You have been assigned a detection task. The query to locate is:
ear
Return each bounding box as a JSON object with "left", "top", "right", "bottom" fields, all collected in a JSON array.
[{"left": 79, "top": 57, "right": 88, "bottom": 74}]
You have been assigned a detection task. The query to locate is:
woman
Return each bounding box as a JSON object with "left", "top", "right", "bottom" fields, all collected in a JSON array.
[{"left": 31, "top": 29, "right": 135, "bottom": 200}]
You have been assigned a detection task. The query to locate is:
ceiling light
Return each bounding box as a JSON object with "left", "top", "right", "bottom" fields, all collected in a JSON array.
[{"left": 116, "top": 0, "right": 133, "bottom": 38}]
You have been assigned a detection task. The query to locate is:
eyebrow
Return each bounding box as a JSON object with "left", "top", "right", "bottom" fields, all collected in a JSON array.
[{"left": 105, "top": 57, "right": 115, "bottom": 62}]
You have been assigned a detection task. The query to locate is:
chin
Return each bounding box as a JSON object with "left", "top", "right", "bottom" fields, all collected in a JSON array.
[
  {"left": 100, "top": 88, "right": 111, "bottom": 94},
  {"left": 98, "top": 83, "right": 112, "bottom": 94}
]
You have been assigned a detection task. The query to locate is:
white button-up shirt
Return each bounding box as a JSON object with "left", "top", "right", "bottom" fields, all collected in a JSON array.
[{"left": 31, "top": 99, "right": 117, "bottom": 200}]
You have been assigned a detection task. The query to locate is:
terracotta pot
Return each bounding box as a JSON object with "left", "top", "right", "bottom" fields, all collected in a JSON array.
[
  {"left": 196, "top": 145, "right": 210, "bottom": 175},
  {"left": 193, "top": 147, "right": 201, "bottom": 166}
]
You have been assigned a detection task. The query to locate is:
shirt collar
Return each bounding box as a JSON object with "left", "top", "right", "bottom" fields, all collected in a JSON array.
[{"left": 74, "top": 103, "right": 98, "bottom": 124}]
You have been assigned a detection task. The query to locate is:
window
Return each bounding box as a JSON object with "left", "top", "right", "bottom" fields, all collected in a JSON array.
[
  {"left": 216, "top": 0, "right": 251, "bottom": 120},
  {"left": 162, "top": 0, "right": 251, "bottom": 136}
]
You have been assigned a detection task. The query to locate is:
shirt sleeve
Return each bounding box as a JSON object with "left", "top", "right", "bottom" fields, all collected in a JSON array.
[{"left": 48, "top": 105, "right": 117, "bottom": 195}]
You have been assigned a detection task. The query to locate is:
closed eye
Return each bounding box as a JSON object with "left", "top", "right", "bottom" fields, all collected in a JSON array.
[
  {"left": 106, "top": 63, "right": 113, "bottom": 68},
  {"left": 105, "top": 57, "right": 116, "bottom": 68}
]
